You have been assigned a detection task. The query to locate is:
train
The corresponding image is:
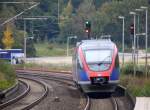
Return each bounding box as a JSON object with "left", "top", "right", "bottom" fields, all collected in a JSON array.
[{"left": 72, "top": 39, "right": 120, "bottom": 93}]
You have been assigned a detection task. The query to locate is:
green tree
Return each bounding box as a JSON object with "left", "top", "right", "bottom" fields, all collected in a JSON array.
[
  {"left": 95, "top": 0, "right": 148, "bottom": 45},
  {"left": 59, "top": 0, "right": 73, "bottom": 43},
  {"left": 13, "top": 30, "right": 24, "bottom": 49},
  {"left": 62, "top": 0, "right": 73, "bottom": 18},
  {"left": 72, "top": 0, "right": 96, "bottom": 39}
]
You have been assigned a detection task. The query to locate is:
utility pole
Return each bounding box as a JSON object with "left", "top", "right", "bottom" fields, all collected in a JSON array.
[
  {"left": 137, "top": 14, "right": 140, "bottom": 64},
  {"left": 118, "top": 16, "right": 125, "bottom": 67},
  {"left": 141, "top": 6, "right": 148, "bottom": 77},
  {"left": 23, "top": 17, "right": 48, "bottom": 63},
  {"left": 58, "top": 0, "right": 60, "bottom": 24},
  {"left": 135, "top": 8, "right": 143, "bottom": 65},
  {"left": 24, "top": 20, "right": 26, "bottom": 63},
  {"left": 130, "top": 11, "right": 136, "bottom": 77}
]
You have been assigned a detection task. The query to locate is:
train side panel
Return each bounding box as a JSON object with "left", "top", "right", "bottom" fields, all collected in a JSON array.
[{"left": 72, "top": 48, "right": 90, "bottom": 85}]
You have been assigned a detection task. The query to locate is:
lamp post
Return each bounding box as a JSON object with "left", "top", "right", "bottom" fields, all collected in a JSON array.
[
  {"left": 135, "top": 9, "right": 143, "bottom": 64},
  {"left": 24, "top": 20, "right": 26, "bottom": 63},
  {"left": 58, "top": 0, "right": 60, "bottom": 24},
  {"left": 118, "top": 16, "right": 125, "bottom": 67},
  {"left": 23, "top": 17, "right": 48, "bottom": 63},
  {"left": 130, "top": 11, "right": 136, "bottom": 77},
  {"left": 67, "top": 36, "right": 77, "bottom": 56},
  {"left": 141, "top": 6, "right": 148, "bottom": 77}
]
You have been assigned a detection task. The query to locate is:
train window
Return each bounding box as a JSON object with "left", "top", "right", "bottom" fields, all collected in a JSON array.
[
  {"left": 84, "top": 50, "right": 112, "bottom": 71},
  {"left": 77, "top": 54, "right": 83, "bottom": 69},
  {"left": 85, "top": 50, "right": 112, "bottom": 63}
]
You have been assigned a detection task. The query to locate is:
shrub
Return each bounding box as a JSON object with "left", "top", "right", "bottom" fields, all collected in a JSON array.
[
  {"left": 0, "top": 60, "right": 16, "bottom": 90},
  {"left": 121, "top": 62, "right": 134, "bottom": 75},
  {"left": 47, "top": 44, "right": 53, "bottom": 50},
  {"left": 120, "top": 75, "right": 150, "bottom": 96},
  {"left": 121, "top": 62, "right": 147, "bottom": 76}
]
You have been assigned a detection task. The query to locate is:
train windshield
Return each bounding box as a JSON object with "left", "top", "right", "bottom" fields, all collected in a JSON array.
[{"left": 84, "top": 50, "right": 112, "bottom": 71}]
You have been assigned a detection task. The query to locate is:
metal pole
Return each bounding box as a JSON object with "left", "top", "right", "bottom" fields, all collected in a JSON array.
[
  {"left": 140, "top": 6, "right": 148, "bottom": 77},
  {"left": 132, "top": 35, "right": 134, "bottom": 63},
  {"left": 135, "top": 8, "right": 144, "bottom": 64},
  {"left": 133, "top": 14, "right": 136, "bottom": 77},
  {"left": 145, "top": 9, "right": 148, "bottom": 77},
  {"left": 67, "top": 37, "right": 69, "bottom": 56},
  {"left": 58, "top": 0, "right": 60, "bottom": 24},
  {"left": 24, "top": 20, "right": 26, "bottom": 63},
  {"left": 119, "top": 16, "right": 125, "bottom": 66},
  {"left": 130, "top": 11, "right": 136, "bottom": 77},
  {"left": 137, "top": 14, "right": 139, "bottom": 64},
  {"left": 122, "top": 18, "right": 125, "bottom": 66}
]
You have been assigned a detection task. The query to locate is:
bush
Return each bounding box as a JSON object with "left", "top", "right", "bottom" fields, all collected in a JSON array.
[
  {"left": 0, "top": 60, "right": 16, "bottom": 90},
  {"left": 120, "top": 75, "right": 150, "bottom": 96},
  {"left": 47, "top": 44, "right": 53, "bottom": 50},
  {"left": 26, "top": 40, "right": 36, "bottom": 57},
  {"left": 121, "top": 62, "right": 134, "bottom": 75},
  {"left": 121, "top": 62, "right": 147, "bottom": 76}
]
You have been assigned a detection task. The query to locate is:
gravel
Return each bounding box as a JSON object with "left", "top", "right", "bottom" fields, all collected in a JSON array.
[
  {"left": 2, "top": 81, "right": 26, "bottom": 103},
  {"left": 32, "top": 78, "right": 86, "bottom": 110},
  {"left": 3, "top": 78, "right": 45, "bottom": 110}
]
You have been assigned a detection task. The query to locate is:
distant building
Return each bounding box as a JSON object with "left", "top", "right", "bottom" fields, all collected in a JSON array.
[{"left": 0, "top": 49, "right": 24, "bottom": 64}]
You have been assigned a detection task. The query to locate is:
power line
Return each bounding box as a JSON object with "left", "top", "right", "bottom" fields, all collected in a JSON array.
[
  {"left": 0, "top": 2, "right": 37, "bottom": 4},
  {"left": 0, "top": 2, "right": 40, "bottom": 26}
]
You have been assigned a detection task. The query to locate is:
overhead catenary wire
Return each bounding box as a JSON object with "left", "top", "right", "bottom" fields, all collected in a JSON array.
[
  {"left": 0, "top": 2, "right": 37, "bottom": 4},
  {"left": 0, "top": 2, "right": 40, "bottom": 26}
]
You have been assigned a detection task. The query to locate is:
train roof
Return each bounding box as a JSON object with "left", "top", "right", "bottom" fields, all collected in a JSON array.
[{"left": 77, "top": 39, "right": 116, "bottom": 50}]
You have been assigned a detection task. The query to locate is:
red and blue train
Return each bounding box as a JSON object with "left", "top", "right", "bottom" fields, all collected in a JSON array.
[{"left": 72, "top": 39, "right": 120, "bottom": 93}]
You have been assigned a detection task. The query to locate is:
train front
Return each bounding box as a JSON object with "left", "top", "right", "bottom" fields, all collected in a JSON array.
[{"left": 77, "top": 40, "right": 120, "bottom": 93}]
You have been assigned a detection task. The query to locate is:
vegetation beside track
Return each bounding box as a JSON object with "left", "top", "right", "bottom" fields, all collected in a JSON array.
[
  {"left": 0, "top": 60, "right": 16, "bottom": 90},
  {"left": 34, "top": 43, "right": 74, "bottom": 57},
  {"left": 120, "top": 75, "right": 150, "bottom": 97},
  {"left": 120, "top": 62, "right": 150, "bottom": 96},
  {"left": 14, "top": 63, "right": 72, "bottom": 72},
  {"left": 35, "top": 43, "right": 66, "bottom": 57},
  {"left": 15, "top": 62, "right": 150, "bottom": 96}
]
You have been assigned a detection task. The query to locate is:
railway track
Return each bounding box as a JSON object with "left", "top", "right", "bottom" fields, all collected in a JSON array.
[
  {"left": 1, "top": 69, "right": 134, "bottom": 110},
  {"left": 1, "top": 76, "right": 48, "bottom": 110},
  {"left": 18, "top": 72, "right": 89, "bottom": 110},
  {"left": 0, "top": 80, "right": 30, "bottom": 109},
  {"left": 16, "top": 69, "right": 134, "bottom": 110}
]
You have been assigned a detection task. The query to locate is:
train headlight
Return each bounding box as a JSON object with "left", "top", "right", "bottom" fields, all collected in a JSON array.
[{"left": 98, "top": 74, "right": 102, "bottom": 76}]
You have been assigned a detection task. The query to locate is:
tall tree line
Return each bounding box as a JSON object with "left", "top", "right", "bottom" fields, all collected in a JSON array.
[{"left": 0, "top": 0, "right": 150, "bottom": 55}]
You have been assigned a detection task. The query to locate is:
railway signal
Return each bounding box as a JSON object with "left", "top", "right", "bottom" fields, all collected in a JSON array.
[
  {"left": 85, "top": 21, "right": 91, "bottom": 38},
  {"left": 130, "top": 23, "right": 134, "bottom": 35}
]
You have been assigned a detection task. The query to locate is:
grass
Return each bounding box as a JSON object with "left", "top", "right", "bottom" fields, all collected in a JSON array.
[
  {"left": 15, "top": 63, "right": 72, "bottom": 72},
  {"left": 15, "top": 61, "right": 150, "bottom": 97},
  {"left": 120, "top": 75, "right": 150, "bottom": 97},
  {"left": 0, "top": 60, "right": 16, "bottom": 90},
  {"left": 120, "top": 62, "right": 150, "bottom": 96},
  {"left": 34, "top": 42, "right": 67, "bottom": 57}
]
